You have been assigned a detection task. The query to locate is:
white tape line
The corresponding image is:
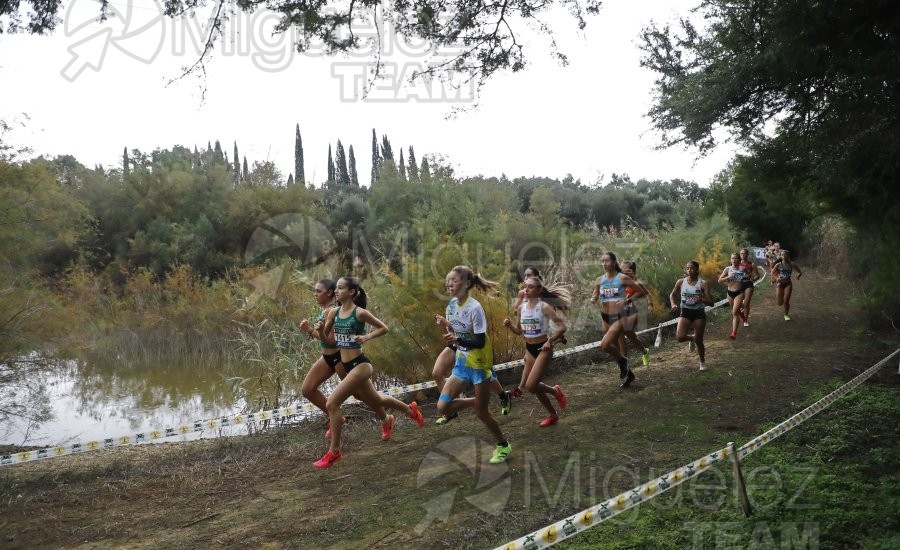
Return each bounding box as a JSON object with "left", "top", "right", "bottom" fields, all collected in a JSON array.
[
  {"left": 493, "top": 446, "right": 732, "bottom": 549},
  {"left": 0, "top": 271, "right": 764, "bottom": 467},
  {"left": 494, "top": 345, "right": 899, "bottom": 550}
]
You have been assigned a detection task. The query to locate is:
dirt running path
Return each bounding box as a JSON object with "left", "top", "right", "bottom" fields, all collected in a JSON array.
[{"left": 1, "top": 271, "right": 895, "bottom": 549}]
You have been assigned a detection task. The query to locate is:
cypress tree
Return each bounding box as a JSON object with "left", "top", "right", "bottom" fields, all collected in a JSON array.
[
  {"left": 420, "top": 157, "right": 431, "bottom": 184},
  {"left": 381, "top": 134, "right": 394, "bottom": 161},
  {"left": 294, "top": 124, "right": 305, "bottom": 184},
  {"left": 407, "top": 146, "right": 419, "bottom": 183},
  {"left": 233, "top": 141, "right": 240, "bottom": 186},
  {"left": 370, "top": 128, "right": 380, "bottom": 185},
  {"left": 335, "top": 140, "right": 350, "bottom": 187},
  {"left": 348, "top": 145, "right": 359, "bottom": 187},
  {"left": 327, "top": 144, "right": 335, "bottom": 186},
  {"left": 287, "top": 173, "right": 294, "bottom": 186},
  {"left": 243, "top": 156, "right": 249, "bottom": 183},
  {"left": 213, "top": 140, "right": 225, "bottom": 164},
  {"left": 398, "top": 148, "right": 407, "bottom": 181},
  {"left": 123, "top": 147, "right": 129, "bottom": 176}
]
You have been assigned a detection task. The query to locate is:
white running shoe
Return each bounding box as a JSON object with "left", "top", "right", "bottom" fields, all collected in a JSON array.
[{"left": 699, "top": 362, "right": 707, "bottom": 371}]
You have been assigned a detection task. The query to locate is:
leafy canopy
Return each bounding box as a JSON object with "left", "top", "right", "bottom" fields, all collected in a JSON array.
[{"left": 2, "top": 0, "right": 603, "bottom": 93}]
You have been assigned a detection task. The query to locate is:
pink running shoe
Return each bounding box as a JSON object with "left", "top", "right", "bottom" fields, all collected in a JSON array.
[
  {"left": 313, "top": 449, "right": 342, "bottom": 469},
  {"left": 553, "top": 385, "right": 568, "bottom": 409},
  {"left": 409, "top": 401, "right": 424, "bottom": 427}
]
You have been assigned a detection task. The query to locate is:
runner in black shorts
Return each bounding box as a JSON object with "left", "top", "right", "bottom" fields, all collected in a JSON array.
[{"left": 670, "top": 261, "right": 715, "bottom": 371}]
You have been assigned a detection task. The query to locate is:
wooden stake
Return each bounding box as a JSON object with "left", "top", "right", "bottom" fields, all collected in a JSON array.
[{"left": 728, "top": 442, "right": 753, "bottom": 517}]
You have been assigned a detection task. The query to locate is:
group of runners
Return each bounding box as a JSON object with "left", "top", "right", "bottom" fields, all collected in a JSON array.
[{"left": 298, "top": 245, "right": 802, "bottom": 469}]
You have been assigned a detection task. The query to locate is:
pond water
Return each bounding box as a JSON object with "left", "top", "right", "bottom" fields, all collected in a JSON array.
[{"left": 0, "top": 356, "right": 310, "bottom": 447}]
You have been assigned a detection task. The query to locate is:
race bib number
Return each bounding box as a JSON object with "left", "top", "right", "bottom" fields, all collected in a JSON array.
[{"left": 521, "top": 319, "right": 540, "bottom": 337}]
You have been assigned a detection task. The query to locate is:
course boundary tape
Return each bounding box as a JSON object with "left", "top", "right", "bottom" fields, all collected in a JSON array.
[
  {"left": 0, "top": 273, "right": 756, "bottom": 467},
  {"left": 491, "top": 346, "right": 900, "bottom": 549}
]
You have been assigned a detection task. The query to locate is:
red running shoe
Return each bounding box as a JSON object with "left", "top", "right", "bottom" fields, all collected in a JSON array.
[
  {"left": 313, "top": 449, "right": 342, "bottom": 469},
  {"left": 539, "top": 415, "right": 559, "bottom": 427},
  {"left": 381, "top": 414, "right": 395, "bottom": 441},
  {"left": 510, "top": 387, "right": 524, "bottom": 398},
  {"left": 553, "top": 385, "right": 568, "bottom": 409},
  {"left": 409, "top": 401, "right": 424, "bottom": 427}
]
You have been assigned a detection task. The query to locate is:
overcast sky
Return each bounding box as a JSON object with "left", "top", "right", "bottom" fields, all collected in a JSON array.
[{"left": 0, "top": 0, "right": 737, "bottom": 187}]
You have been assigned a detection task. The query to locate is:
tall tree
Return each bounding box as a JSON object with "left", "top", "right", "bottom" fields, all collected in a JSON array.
[
  {"left": 420, "top": 157, "right": 431, "bottom": 184},
  {"left": 242, "top": 156, "right": 249, "bottom": 183},
  {"left": 123, "top": 147, "right": 129, "bottom": 177},
  {"left": 348, "top": 145, "right": 359, "bottom": 187},
  {"left": 294, "top": 123, "right": 305, "bottom": 184},
  {"left": 370, "top": 128, "right": 380, "bottom": 186},
  {"left": 327, "top": 144, "right": 335, "bottom": 186},
  {"left": 335, "top": 140, "right": 350, "bottom": 187},
  {"left": 407, "top": 146, "right": 419, "bottom": 183},
  {"left": 380, "top": 134, "right": 394, "bottom": 162},
  {"left": 398, "top": 148, "right": 407, "bottom": 182},
  {"left": 287, "top": 173, "right": 294, "bottom": 186},
  {"left": 213, "top": 140, "right": 225, "bottom": 164},
  {"left": 232, "top": 141, "right": 240, "bottom": 186}
]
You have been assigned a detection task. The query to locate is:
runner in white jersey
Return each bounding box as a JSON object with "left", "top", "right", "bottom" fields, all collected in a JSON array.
[
  {"left": 670, "top": 261, "right": 715, "bottom": 371},
  {"left": 433, "top": 266, "right": 512, "bottom": 465},
  {"left": 718, "top": 253, "right": 747, "bottom": 340},
  {"left": 432, "top": 273, "right": 510, "bottom": 425},
  {"left": 503, "top": 277, "right": 571, "bottom": 427}
]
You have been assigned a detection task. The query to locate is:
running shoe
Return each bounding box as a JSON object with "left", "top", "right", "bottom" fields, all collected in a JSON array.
[
  {"left": 380, "top": 414, "right": 395, "bottom": 441},
  {"left": 409, "top": 401, "right": 424, "bottom": 427},
  {"left": 510, "top": 387, "right": 524, "bottom": 398},
  {"left": 489, "top": 443, "right": 512, "bottom": 464},
  {"left": 699, "top": 362, "right": 707, "bottom": 371},
  {"left": 620, "top": 370, "right": 635, "bottom": 388},
  {"left": 499, "top": 391, "right": 512, "bottom": 415},
  {"left": 729, "top": 331, "right": 736, "bottom": 340},
  {"left": 617, "top": 357, "right": 629, "bottom": 379},
  {"left": 435, "top": 412, "right": 458, "bottom": 425},
  {"left": 784, "top": 315, "right": 791, "bottom": 321},
  {"left": 313, "top": 449, "right": 342, "bottom": 469},
  {"left": 539, "top": 415, "right": 559, "bottom": 427},
  {"left": 553, "top": 385, "right": 568, "bottom": 409},
  {"left": 743, "top": 321, "right": 750, "bottom": 327},
  {"left": 642, "top": 348, "right": 651, "bottom": 367}
]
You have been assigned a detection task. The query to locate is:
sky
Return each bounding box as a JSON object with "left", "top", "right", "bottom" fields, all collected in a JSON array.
[{"left": 0, "top": 0, "right": 738, "bottom": 187}]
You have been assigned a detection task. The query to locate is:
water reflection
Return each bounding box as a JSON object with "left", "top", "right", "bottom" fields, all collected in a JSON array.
[
  {"left": 1, "top": 352, "right": 412, "bottom": 449},
  {"left": 1, "top": 355, "right": 263, "bottom": 447}
]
